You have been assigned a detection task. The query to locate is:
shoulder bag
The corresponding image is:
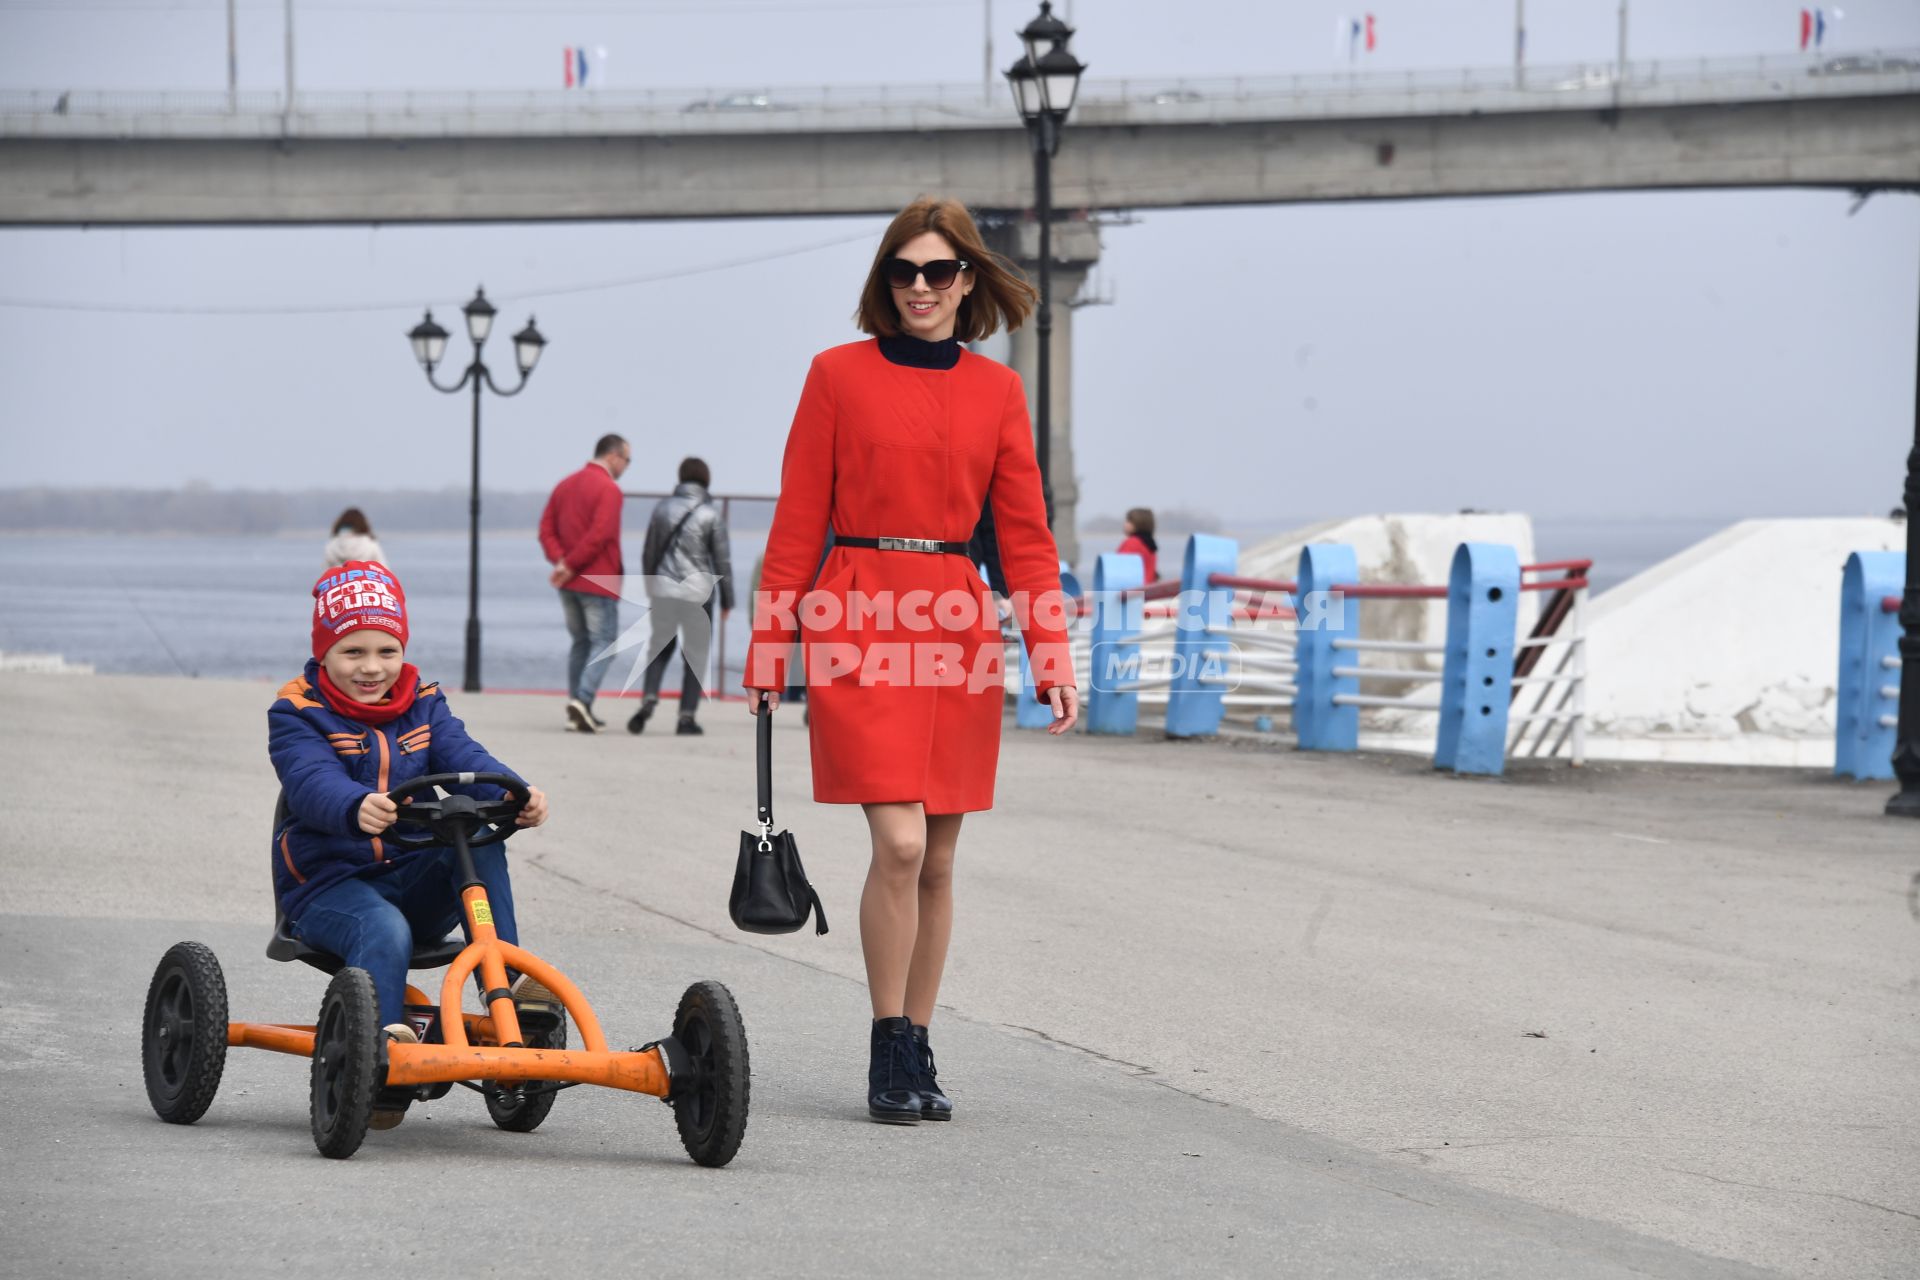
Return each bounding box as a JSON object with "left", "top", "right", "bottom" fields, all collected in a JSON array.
[{"left": 731, "top": 704, "right": 828, "bottom": 935}]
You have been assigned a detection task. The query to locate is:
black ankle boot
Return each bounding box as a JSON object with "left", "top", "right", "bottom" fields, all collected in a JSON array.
[
  {"left": 868, "top": 1016, "right": 924, "bottom": 1124},
  {"left": 910, "top": 1024, "right": 952, "bottom": 1121}
]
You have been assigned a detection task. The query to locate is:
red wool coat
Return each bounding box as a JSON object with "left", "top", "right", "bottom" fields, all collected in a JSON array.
[{"left": 744, "top": 340, "right": 1072, "bottom": 814}]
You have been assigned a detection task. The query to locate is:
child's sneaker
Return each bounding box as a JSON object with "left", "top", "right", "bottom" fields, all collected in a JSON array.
[
  {"left": 510, "top": 973, "right": 563, "bottom": 1017},
  {"left": 371, "top": 1024, "right": 419, "bottom": 1130}
]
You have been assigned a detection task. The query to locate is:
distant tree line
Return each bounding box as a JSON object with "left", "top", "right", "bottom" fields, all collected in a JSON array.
[{"left": 0, "top": 485, "right": 777, "bottom": 535}]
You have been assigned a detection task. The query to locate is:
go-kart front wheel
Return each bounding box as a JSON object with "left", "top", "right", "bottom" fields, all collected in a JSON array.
[
  {"left": 670, "top": 980, "right": 749, "bottom": 1168},
  {"left": 309, "top": 967, "right": 381, "bottom": 1159},
  {"left": 485, "top": 1018, "right": 566, "bottom": 1133},
  {"left": 141, "top": 941, "right": 229, "bottom": 1124}
]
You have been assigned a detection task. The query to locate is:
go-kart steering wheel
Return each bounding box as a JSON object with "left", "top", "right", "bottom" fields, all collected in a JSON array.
[{"left": 384, "top": 772, "right": 530, "bottom": 852}]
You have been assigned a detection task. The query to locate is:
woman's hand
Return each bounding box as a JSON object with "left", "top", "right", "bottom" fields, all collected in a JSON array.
[
  {"left": 515, "top": 784, "right": 549, "bottom": 828},
  {"left": 1045, "top": 685, "right": 1080, "bottom": 735},
  {"left": 749, "top": 689, "right": 781, "bottom": 715},
  {"left": 358, "top": 791, "right": 398, "bottom": 835}
]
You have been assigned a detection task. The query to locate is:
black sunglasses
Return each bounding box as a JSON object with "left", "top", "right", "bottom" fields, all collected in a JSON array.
[{"left": 883, "top": 257, "right": 970, "bottom": 291}]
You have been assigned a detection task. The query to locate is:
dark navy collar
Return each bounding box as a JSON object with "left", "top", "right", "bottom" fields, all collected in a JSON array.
[{"left": 878, "top": 333, "right": 961, "bottom": 371}]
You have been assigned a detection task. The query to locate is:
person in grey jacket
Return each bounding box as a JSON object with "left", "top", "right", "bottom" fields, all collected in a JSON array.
[{"left": 630, "top": 457, "right": 735, "bottom": 735}]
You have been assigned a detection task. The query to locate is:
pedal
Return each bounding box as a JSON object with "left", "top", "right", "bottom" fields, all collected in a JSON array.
[{"left": 517, "top": 1006, "right": 564, "bottom": 1040}]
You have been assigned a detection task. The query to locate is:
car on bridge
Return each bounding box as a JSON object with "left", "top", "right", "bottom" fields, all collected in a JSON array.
[
  {"left": 682, "top": 92, "right": 796, "bottom": 112},
  {"left": 1809, "top": 54, "right": 1920, "bottom": 76},
  {"left": 1548, "top": 69, "right": 1617, "bottom": 91}
]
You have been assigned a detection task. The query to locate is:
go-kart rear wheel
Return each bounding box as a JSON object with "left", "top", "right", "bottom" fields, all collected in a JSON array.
[
  {"left": 670, "top": 980, "right": 749, "bottom": 1168},
  {"left": 484, "top": 1019, "right": 567, "bottom": 1133},
  {"left": 141, "top": 941, "right": 229, "bottom": 1124},
  {"left": 309, "top": 967, "right": 381, "bottom": 1159}
]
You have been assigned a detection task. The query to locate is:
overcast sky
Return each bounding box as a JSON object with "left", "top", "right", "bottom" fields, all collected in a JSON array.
[{"left": 2, "top": 0, "right": 1917, "bottom": 529}]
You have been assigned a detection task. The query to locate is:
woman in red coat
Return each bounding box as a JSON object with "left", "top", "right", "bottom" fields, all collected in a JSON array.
[{"left": 745, "top": 196, "right": 1079, "bottom": 1124}]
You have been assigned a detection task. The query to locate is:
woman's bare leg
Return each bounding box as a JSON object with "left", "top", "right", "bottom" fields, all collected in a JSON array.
[
  {"left": 904, "top": 813, "right": 963, "bottom": 1026},
  {"left": 859, "top": 801, "right": 927, "bottom": 1020}
]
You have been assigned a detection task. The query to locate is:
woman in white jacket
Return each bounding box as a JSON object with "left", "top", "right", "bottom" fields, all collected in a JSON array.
[{"left": 323, "top": 508, "right": 386, "bottom": 568}]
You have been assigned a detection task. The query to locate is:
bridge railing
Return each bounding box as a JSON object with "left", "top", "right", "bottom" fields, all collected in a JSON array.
[
  {"left": 4, "top": 49, "right": 1914, "bottom": 137},
  {"left": 1099, "top": 48, "right": 1920, "bottom": 103}
]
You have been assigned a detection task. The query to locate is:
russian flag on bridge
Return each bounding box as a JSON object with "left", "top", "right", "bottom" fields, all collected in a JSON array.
[
  {"left": 1340, "top": 15, "right": 1375, "bottom": 62},
  {"left": 1799, "top": 10, "right": 1812, "bottom": 51},
  {"left": 564, "top": 46, "right": 591, "bottom": 88}
]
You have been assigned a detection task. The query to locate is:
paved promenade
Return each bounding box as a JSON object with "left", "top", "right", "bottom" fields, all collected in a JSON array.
[{"left": 2, "top": 671, "right": 1914, "bottom": 1278}]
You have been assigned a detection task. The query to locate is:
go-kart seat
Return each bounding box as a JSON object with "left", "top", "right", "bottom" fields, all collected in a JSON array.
[{"left": 266, "top": 790, "right": 468, "bottom": 975}]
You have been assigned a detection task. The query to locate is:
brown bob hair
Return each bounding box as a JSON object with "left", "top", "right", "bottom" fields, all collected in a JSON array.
[
  {"left": 332, "top": 507, "right": 372, "bottom": 536},
  {"left": 855, "top": 196, "right": 1037, "bottom": 342}
]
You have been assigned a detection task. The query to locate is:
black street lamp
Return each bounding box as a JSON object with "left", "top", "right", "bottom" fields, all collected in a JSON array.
[
  {"left": 1005, "top": 1, "right": 1086, "bottom": 527},
  {"left": 1889, "top": 286, "right": 1920, "bottom": 817},
  {"left": 407, "top": 287, "right": 547, "bottom": 694}
]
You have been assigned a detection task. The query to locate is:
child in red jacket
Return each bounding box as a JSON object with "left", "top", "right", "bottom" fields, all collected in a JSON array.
[{"left": 269, "top": 561, "right": 552, "bottom": 1084}]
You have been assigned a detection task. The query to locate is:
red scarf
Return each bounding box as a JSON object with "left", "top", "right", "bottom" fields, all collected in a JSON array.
[{"left": 316, "top": 663, "right": 421, "bottom": 726}]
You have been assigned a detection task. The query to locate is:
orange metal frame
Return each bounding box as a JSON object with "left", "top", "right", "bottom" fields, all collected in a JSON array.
[{"left": 225, "top": 884, "right": 671, "bottom": 1097}]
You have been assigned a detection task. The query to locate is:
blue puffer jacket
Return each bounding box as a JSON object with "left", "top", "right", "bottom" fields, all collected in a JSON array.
[{"left": 268, "top": 659, "right": 523, "bottom": 921}]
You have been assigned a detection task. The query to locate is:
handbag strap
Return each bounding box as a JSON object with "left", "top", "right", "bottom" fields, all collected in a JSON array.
[
  {"left": 645, "top": 502, "right": 705, "bottom": 576},
  {"left": 807, "top": 880, "right": 828, "bottom": 935},
  {"left": 756, "top": 701, "right": 774, "bottom": 831}
]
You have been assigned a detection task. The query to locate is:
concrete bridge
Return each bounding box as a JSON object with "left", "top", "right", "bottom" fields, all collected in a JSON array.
[
  {"left": 4, "top": 52, "right": 1915, "bottom": 226},
  {"left": 6, "top": 51, "right": 1915, "bottom": 562}
]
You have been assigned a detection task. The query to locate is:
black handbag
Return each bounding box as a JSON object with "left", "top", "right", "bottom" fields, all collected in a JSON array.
[{"left": 730, "top": 704, "right": 828, "bottom": 936}]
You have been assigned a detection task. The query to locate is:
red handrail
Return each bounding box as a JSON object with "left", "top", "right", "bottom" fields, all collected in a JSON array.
[
  {"left": 1072, "top": 576, "right": 1183, "bottom": 616},
  {"left": 1329, "top": 583, "right": 1447, "bottom": 599},
  {"left": 1126, "top": 578, "right": 1183, "bottom": 601},
  {"left": 1207, "top": 573, "right": 1297, "bottom": 593},
  {"left": 1109, "top": 561, "right": 1595, "bottom": 616}
]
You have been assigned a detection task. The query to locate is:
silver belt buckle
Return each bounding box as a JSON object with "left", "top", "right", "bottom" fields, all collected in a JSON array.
[{"left": 878, "top": 536, "right": 941, "bottom": 554}]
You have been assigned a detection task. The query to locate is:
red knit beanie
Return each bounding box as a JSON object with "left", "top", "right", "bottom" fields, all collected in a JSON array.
[{"left": 312, "top": 560, "right": 408, "bottom": 661}]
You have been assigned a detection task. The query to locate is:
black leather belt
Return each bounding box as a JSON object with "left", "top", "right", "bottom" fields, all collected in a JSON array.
[{"left": 836, "top": 536, "right": 970, "bottom": 556}]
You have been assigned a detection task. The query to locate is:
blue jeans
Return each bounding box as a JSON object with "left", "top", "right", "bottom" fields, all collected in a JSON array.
[
  {"left": 292, "top": 843, "right": 519, "bottom": 1028},
  {"left": 560, "top": 588, "right": 620, "bottom": 708}
]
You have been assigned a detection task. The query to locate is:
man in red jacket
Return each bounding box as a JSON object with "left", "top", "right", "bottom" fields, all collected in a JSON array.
[{"left": 538, "top": 434, "right": 630, "bottom": 733}]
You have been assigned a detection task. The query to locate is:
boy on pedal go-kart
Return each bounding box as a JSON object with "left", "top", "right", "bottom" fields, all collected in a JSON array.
[{"left": 270, "top": 559, "right": 553, "bottom": 1124}]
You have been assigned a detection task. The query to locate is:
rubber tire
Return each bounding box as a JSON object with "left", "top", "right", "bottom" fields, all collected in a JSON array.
[
  {"left": 484, "top": 1019, "right": 566, "bottom": 1133},
  {"left": 671, "top": 980, "right": 750, "bottom": 1168},
  {"left": 309, "top": 967, "right": 381, "bottom": 1159},
  {"left": 141, "top": 941, "right": 229, "bottom": 1124}
]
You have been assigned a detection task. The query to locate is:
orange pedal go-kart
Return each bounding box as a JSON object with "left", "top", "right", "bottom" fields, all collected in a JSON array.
[{"left": 141, "top": 772, "right": 748, "bottom": 1165}]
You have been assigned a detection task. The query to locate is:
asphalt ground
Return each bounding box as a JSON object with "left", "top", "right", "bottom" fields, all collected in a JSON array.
[{"left": 1, "top": 671, "right": 1914, "bottom": 1278}]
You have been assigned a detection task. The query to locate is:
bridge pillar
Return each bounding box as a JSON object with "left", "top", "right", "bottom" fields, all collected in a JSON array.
[{"left": 979, "top": 216, "right": 1102, "bottom": 575}]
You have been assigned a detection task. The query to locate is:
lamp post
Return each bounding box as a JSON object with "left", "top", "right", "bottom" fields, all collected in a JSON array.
[
  {"left": 1005, "top": 1, "right": 1085, "bottom": 528},
  {"left": 407, "top": 287, "right": 547, "bottom": 694}
]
